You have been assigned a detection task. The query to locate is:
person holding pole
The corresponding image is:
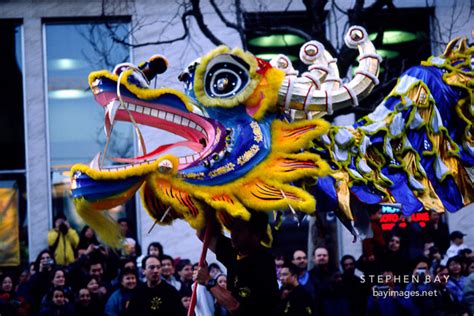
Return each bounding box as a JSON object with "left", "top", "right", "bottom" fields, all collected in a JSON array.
[{"left": 195, "top": 212, "right": 279, "bottom": 316}]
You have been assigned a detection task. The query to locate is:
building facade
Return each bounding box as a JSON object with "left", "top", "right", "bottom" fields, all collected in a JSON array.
[{"left": 0, "top": 0, "right": 472, "bottom": 264}]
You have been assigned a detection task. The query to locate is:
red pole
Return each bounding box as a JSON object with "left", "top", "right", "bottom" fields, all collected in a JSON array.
[{"left": 187, "top": 225, "right": 211, "bottom": 316}]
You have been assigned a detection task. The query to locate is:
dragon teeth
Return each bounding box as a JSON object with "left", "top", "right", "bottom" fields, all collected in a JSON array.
[{"left": 121, "top": 102, "right": 207, "bottom": 138}]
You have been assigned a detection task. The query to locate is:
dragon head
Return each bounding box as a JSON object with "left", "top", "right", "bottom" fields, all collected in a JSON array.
[{"left": 70, "top": 26, "right": 381, "bottom": 246}]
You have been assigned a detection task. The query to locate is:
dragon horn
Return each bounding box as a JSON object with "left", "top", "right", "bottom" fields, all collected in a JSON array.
[
  {"left": 457, "top": 37, "right": 468, "bottom": 53},
  {"left": 442, "top": 37, "right": 460, "bottom": 57},
  {"left": 278, "top": 26, "right": 381, "bottom": 115}
]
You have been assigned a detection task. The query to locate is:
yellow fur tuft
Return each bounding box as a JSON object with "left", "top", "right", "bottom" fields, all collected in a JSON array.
[
  {"left": 74, "top": 199, "right": 123, "bottom": 249},
  {"left": 272, "top": 119, "right": 331, "bottom": 152},
  {"left": 245, "top": 68, "right": 286, "bottom": 120}
]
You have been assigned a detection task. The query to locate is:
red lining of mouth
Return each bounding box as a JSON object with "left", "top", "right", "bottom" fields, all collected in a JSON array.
[
  {"left": 97, "top": 92, "right": 217, "bottom": 168},
  {"left": 110, "top": 140, "right": 203, "bottom": 163}
]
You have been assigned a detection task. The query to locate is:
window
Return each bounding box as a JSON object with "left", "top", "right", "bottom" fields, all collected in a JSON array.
[
  {"left": 244, "top": 11, "right": 319, "bottom": 73},
  {"left": 0, "top": 20, "right": 27, "bottom": 266},
  {"left": 0, "top": 21, "right": 25, "bottom": 170},
  {"left": 45, "top": 20, "right": 135, "bottom": 230}
]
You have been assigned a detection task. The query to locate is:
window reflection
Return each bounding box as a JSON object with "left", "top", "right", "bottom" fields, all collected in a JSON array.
[{"left": 45, "top": 20, "right": 133, "bottom": 229}]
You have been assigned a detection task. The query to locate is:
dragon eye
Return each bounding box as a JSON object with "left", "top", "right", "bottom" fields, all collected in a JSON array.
[{"left": 204, "top": 54, "right": 250, "bottom": 98}]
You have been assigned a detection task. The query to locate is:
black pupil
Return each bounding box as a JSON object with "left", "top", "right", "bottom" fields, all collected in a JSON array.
[
  {"left": 205, "top": 58, "right": 249, "bottom": 98},
  {"left": 214, "top": 72, "right": 237, "bottom": 94}
]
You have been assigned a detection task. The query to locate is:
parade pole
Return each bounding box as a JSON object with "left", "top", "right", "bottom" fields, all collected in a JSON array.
[{"left": 187, "top": 223, "right": 211, "bottom": 316}]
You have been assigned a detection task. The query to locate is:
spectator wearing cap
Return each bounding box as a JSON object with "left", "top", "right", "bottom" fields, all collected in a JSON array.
[{"left": 446, "top": 231, "right": 468, "bottom": 259}]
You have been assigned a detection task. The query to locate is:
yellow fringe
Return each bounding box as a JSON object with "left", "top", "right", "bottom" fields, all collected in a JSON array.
[
  {"left": 74, "top": 199, "right": 123, "bottom": 249},
  {"left": 71, "top": 155, "right": 179, "bottom": 181},
  {"left": 244, "top": 67, "right": 286, "bottom": 120}
]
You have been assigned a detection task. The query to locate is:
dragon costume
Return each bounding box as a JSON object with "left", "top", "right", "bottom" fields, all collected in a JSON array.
[{"left": 70, "top": 26, "right": 473, "bottom": 247}]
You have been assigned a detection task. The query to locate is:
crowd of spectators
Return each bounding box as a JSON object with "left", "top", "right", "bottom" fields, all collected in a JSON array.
[
  {"left": 0, "top": 211, "right": 473, "bottom": 315},
  {"left": 272, "top": 210, "right": 474, "bottom": 316}
]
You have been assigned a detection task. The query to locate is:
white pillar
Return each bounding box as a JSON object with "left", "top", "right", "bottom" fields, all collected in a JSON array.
[{"left": 24, "top": 18, "right": 50, "bottom": 262}]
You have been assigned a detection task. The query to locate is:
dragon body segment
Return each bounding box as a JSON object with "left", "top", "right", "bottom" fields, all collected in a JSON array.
[{"left": 70, "top": 27, "right": 473, "bottom": 246}]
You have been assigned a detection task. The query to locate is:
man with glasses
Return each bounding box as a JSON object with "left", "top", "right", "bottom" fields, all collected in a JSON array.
[{"left": 126, "top": 255, "right": 185, "bottom": 315}]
